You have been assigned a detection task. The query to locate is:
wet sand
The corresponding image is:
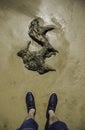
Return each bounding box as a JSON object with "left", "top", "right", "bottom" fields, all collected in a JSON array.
[{"left": 0, "top": 0, "right": 85, "bottom": 130}]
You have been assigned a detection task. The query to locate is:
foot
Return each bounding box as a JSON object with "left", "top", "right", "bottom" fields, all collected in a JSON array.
[
  {"left": 26, "top": 92, "right": 36, "bottom": 115},
  {"left": 45, "top": 93, "right": 58, "bottom": 130},
  {"left": 46, "top": 93, "right": 58, "bottom": 119}
]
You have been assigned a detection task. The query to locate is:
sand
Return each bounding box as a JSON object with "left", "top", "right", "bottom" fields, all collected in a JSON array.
[{"left": 0, "top": 0, "right": 85, "bottom": 130}]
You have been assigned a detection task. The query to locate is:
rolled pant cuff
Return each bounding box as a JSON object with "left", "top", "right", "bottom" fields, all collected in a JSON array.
[
  {"left": 48, "top": 121, "right": 68, "bottom": 130},
  {"left": 17, "top": 118, "right": 38, "bottom": 130}
]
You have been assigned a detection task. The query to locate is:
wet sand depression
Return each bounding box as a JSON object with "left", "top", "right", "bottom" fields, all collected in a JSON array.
[{"left": 0, "top": 0, "right": 85, "bottom": 130}]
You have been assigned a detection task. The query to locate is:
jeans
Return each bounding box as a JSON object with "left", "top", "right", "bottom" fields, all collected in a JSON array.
[{"left": 17, "top": 118, "right": 68, "bottom": 130}]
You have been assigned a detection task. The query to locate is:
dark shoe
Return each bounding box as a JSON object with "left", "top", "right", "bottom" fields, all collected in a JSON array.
[
  {"left": 26, "top": 92, "right": 36, "bottom": 115},
  {"left": 46, "top": 93, "right": 58, "bottom": 119},
  {"left": 45, "top": 93, "right": 58, "bottom": 130}
]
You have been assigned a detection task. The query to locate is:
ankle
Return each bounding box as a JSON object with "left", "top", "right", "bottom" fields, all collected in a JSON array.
[
  {"left": 29, "top": 108, "right": 35, "bottom": 115},
  {"left": 48, "top": 110, "right": 55, "bottom": 116},
  {"left": 49, "top": 110, "right": 56, "bottom": 120}
]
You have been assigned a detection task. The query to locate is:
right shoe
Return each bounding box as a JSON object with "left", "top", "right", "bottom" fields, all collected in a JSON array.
[
  {"left": 45, "top": 93, "right": 58, "bottom": 130},
  {"left": 26, "top": 92, "right": 36, "bottom": 115}
]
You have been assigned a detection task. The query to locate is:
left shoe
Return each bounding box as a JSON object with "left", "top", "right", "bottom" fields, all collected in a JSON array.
[{"left": 26, "top": 92, "right": 36, "bottom": 115}]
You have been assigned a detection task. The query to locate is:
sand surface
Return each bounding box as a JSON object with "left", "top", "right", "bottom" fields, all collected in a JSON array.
[{"left": 0, "top": 0, "right": 85, "bottom": 130}]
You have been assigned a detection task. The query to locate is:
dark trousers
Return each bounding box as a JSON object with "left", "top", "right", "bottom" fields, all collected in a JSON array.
[{"left": 17, "top": 118, "right": 68, "bottom": 130}]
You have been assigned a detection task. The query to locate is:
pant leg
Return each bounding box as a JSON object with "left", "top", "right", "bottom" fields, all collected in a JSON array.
[
  {"left": 17, "top": 118, "right": 38, "bottom": 130},
  {"left": 48, "top": 121, "right": 69, "bottom": 130}
]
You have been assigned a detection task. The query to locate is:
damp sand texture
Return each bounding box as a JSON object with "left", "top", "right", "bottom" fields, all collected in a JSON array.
[{"left": 0, "top": 0, "right": 85, "bottom": 130}]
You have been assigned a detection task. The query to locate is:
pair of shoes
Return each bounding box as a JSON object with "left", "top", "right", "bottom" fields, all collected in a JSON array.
[{"left": 26, "top": 92, "right": 58, "bottom": 130}]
